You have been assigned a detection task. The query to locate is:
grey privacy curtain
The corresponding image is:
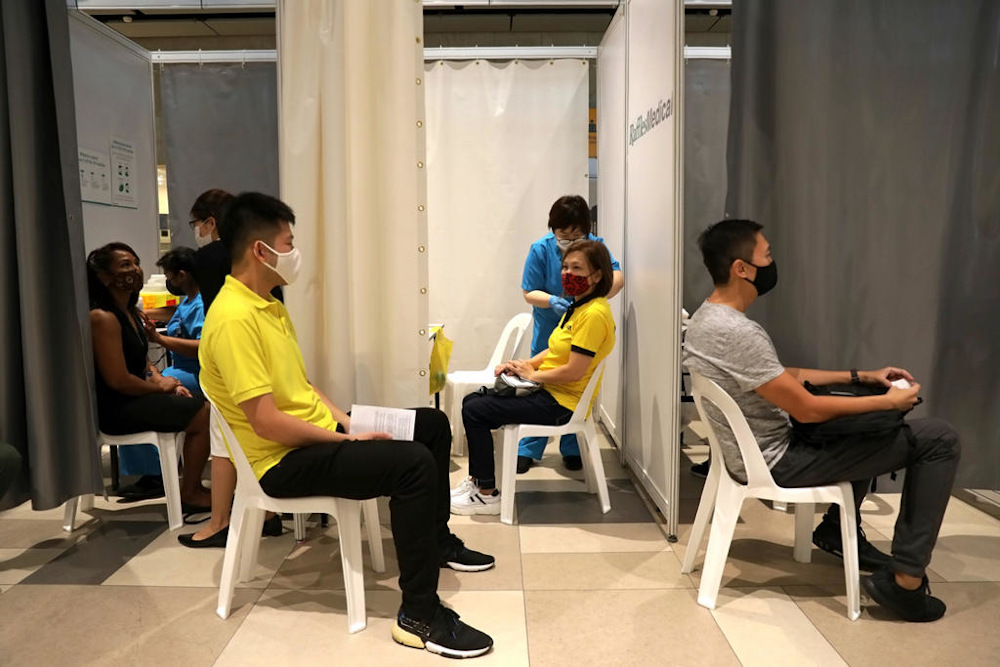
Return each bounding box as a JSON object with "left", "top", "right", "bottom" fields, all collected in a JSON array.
[
  {"left": 683, "top": 58, "right": 730, "bottom": 313},
  {"left": 726, "top": 1, "right": 1000, "bottom": 488},
  {"left": 159, "top": 63, "right": 280, "bottom": 248},
  {"left": 0, "top": 0, "right": 101, "bottom": 510}
]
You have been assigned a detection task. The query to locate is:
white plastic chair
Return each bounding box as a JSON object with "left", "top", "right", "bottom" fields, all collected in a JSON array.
[
  {"left": 497, "top": 358, "right": 611, "bottom": 526},
  {"left": 63, "top": 431, "right": 185, "bottom": 532},
  {"left": 680, "top": 373, "right": 860, "bottom": 621},
  {"left": 443, "top": 312, "right": 532, "bottom": 455},
  {"left": 206, "top": 399, "right": 385, "bottom": 632}
]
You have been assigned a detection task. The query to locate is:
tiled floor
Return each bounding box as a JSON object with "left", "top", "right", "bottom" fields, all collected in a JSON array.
[{"left": 1, "top": 431, "right": 999, "bottom": 666}]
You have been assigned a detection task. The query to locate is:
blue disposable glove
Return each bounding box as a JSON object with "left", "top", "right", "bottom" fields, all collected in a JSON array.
[{"left": 548, "top": 295, "right": 571, "bottom": 316}]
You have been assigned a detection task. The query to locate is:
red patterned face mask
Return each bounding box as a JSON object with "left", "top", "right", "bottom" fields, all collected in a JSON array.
[{"left": 561, "top": 271, "right": 592, "bottom": 297}]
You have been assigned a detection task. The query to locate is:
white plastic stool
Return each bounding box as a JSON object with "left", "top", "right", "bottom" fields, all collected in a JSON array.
[
  {"left": 443, "top": 312, "right": 531, "bottom": 455},
  {"left": 206, "top": 400, "right": 384, "bottom": 633},
  {"left": 680, "top": 373, "right": 861, "bottom": 621},
  {"left": 63, "top": 430, "right": 185, "bottom": 531},
  {"left": 497, "top": 359, "right": 611, "bottom": 525}
]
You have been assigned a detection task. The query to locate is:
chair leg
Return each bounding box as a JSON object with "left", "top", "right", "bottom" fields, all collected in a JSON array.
[
  {"left": 217, "top": 498, "right": 247, "bottom": 619},
  {"left": 293, "top": 513, "right": 308, "bottom": 541},
  {"left": 837, "top": 489, "right": 861, "bottom": 621},
  {"left": 336, "top": 501, "right": 367, "bottom": 634},
  {"left": 680, "top": 464, "right": 720, "bottom": 574},
  {"left": 62, "top": 496, "right": 79, "bottom": 532},
  {"left": 578, "top": 430, "right": 597, "bottom": 493},
  {"left": 239, "top": 508, "right": 266, "bottom": 583},
  {"left": 500, "top": 426, "right": 519, "bottom": 525},
  {"left": 362, "top": 499, "right": 385, "bottom": 573},
  {"left": 446, "top": 383, "right": 466, "bottom": 456},
  {"left": 697, "top": 480, "right": 746, "bottom": 610},
  {"left": 157, "top": 435, "right": 184, "bottom": 531},
  {"left": 793, "top": 502, "right": 815, "bottom": 563},
  {"left": 80, "top": 494, "right": 95, "bottom": 511},
  {"left": 581, "top": 425, "right": 611, "bottom": 514}
]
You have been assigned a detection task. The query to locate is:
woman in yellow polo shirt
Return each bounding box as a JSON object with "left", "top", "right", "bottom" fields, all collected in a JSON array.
[{"left": 451, "top": 240, "right": 616, "bottom": 515}]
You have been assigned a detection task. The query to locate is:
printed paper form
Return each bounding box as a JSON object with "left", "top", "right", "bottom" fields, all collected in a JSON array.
[{"left": 350, "top": 405, "right": 415, "bottom": 441}]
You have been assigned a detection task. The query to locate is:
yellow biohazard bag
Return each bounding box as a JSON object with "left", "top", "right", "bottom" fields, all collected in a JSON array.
[{"left": 429, "top": 326, "right": 453, "bottom": 395}]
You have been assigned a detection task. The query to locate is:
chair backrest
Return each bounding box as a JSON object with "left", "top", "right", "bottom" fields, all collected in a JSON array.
[
  {"left": 689, "top": 372, "right": 778, "bottom": 489},
  {"left": 568, "top": 357, "right": 608, "bottom": 424},
  {"left": 200, "top": 386, "right": 267, "bottom": 497},
  {"left": 484, "top": 312, "right": 533, "bottom": 371}
]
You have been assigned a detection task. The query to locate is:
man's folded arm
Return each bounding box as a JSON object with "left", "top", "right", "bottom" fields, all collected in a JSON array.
[
  {"left": 756, "top": 371, "right": 897, "bottom": 424},
  {"left": 240, "top": 393, "right": 349, "bottom": 447}
]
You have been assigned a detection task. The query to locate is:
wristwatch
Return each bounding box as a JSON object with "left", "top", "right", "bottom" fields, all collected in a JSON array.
[{"left": 850, "top": 368, "right": 860, "bottom": 385}]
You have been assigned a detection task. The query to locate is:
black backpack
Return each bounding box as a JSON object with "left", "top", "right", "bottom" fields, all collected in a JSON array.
[{"left": 790, "top": 382, "right": 916, "bottom": 445}]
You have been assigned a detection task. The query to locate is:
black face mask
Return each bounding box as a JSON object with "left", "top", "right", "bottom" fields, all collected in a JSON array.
[
  {"left": 745, "top": 260, "right": 778, "bottom": 297},
  {"left": 166, "top": 279, "right": 185, "bottom": 297}
]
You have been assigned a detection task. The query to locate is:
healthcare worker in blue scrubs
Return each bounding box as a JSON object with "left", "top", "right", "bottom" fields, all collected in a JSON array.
[{"left": 518, "top": 195, "right": 623, "bottom": 472}]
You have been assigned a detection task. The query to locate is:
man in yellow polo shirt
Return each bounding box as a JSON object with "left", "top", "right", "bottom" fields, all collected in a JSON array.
[{"left": 199, "top": 192, "right": 493, "bottom": 659}]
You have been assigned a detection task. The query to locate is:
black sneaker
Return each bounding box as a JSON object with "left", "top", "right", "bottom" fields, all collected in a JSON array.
[
  {"left": 516, "top": 456, "right": 534, "bottom": 474},
  {"left": 562, "top": 455, "right": 583, "bottom": 471},
  {"left": 441, "top": 534, "right": 495, "bottom": 572},
  {"left": 863, "top": 568, "right": 946, "bottom": 622},
  {"left": 812, "top": 515, "right": 891, "bottom": 572},
  {"left": 262, "top": 514, "right": 283, "bottom": 537},
  {"left": 117, "top": 475, "right": 165, "bottom": 501},
  {"left": 393, "top": 604, "right": 494, "bottom": 658},
  {"left": 690, "top": 460, "right": 710, "bottom": 479}
]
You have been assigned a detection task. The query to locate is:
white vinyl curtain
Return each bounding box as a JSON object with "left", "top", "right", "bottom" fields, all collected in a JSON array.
[
  {"left": 276, "top": 0, "right": 428, "bottom": 408},
  {"left": 426, "top": 59, "right": 589, "bottom": 371}
]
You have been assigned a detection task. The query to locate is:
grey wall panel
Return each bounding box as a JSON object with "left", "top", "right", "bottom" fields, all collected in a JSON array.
[{"left": 159, "top": 62, "right": 278, "bottom": 248}]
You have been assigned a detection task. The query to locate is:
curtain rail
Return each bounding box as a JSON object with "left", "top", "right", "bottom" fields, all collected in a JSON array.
[{"left": 150, "top": 45, "right": 728, "bottom": 64}]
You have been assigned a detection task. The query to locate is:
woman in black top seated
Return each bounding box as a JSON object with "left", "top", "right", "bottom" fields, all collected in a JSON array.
[{"left": 87, "top": 243, "right": 212, "bottom": 509}]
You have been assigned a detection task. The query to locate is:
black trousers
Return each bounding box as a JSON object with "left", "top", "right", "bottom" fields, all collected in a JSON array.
[
  {"left": 771, "top": 417, "right": 960, "bottom": 577},
  {"left": 462, "top": 390, "right": 573, "bottom": 489},
  {"left": 259, "top": 407, "right": 453, "bottom": 620}
]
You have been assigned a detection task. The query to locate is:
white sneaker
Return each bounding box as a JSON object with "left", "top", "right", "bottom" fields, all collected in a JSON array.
[
  {"left": 450, "top": 476, "right": 477, "bottom": 498},
  {"left": 450, "top": 488, "right": 501, "bottom": 516}
]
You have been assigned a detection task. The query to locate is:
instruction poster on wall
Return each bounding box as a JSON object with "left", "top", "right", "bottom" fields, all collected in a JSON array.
[
  {"left": 78, "top": 147, "right": 112, "bottom": 205},
  {"left": 110, "top": 136, "right": 137, "bottom": 209}
]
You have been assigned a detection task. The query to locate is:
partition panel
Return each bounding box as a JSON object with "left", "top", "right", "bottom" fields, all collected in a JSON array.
[
  {"left": 596, "top": 7, "right": 627, "bottom": 447},
  {"left": 622, "top": 0, "right": 683, "bottom": 534}
]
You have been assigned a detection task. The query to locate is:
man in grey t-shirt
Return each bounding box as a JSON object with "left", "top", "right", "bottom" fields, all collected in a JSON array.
[
  {"left": 683, "top": 219, "right": 959, "bottom": 623},
  {"left": 684, "top": 301, "right": 789, "bottom": 482}
]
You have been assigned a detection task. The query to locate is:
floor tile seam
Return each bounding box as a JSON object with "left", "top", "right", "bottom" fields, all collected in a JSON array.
[
  {"left": 520, "top": 549, "right": 674, "bottom": 556},
  {"left": 212, "top": 588, "right": 265, "bottom": 667},
  {"left": 520, "top": 585, "right": 694, "bottom": 592},
  {"left": 260, "top": 585, "right": 529, "bottom": 592},
  {"left": 780, "top": 584, "right": 852, "bottom": 667}
]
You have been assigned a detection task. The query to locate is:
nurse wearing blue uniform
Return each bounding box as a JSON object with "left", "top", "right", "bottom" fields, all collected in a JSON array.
[{"left": 518, "top": 195, "right": 623, "bottom": 471}]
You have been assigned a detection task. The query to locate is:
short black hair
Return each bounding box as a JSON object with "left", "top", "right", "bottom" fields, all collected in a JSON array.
[
  {"left": 156, "top": 247, "right": 197, "bottom": 278},
  {"left": 548, "top": 195, "right": 592, "bottom": 234},
  {"left": 220, "top": 192, "right": 296, "bottom": 259},
  {"left": 697, "top": 219, "right": 764, "bottom": 286}
]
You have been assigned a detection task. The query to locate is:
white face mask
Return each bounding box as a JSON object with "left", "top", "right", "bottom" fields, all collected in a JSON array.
[
  {"left": 555, "top": 236, "right": 584, "bottom": 252},
  {"left": 194, "top": 222, "right": 214, "bottom": 248},
  {"left": 259, "top": 241, "right": 302, "bottom": 285}
]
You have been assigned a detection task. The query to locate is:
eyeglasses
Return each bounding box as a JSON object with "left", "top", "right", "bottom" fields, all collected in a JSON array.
[{"left": 188, "top": 219, "right": 201, "bottom": 230}]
